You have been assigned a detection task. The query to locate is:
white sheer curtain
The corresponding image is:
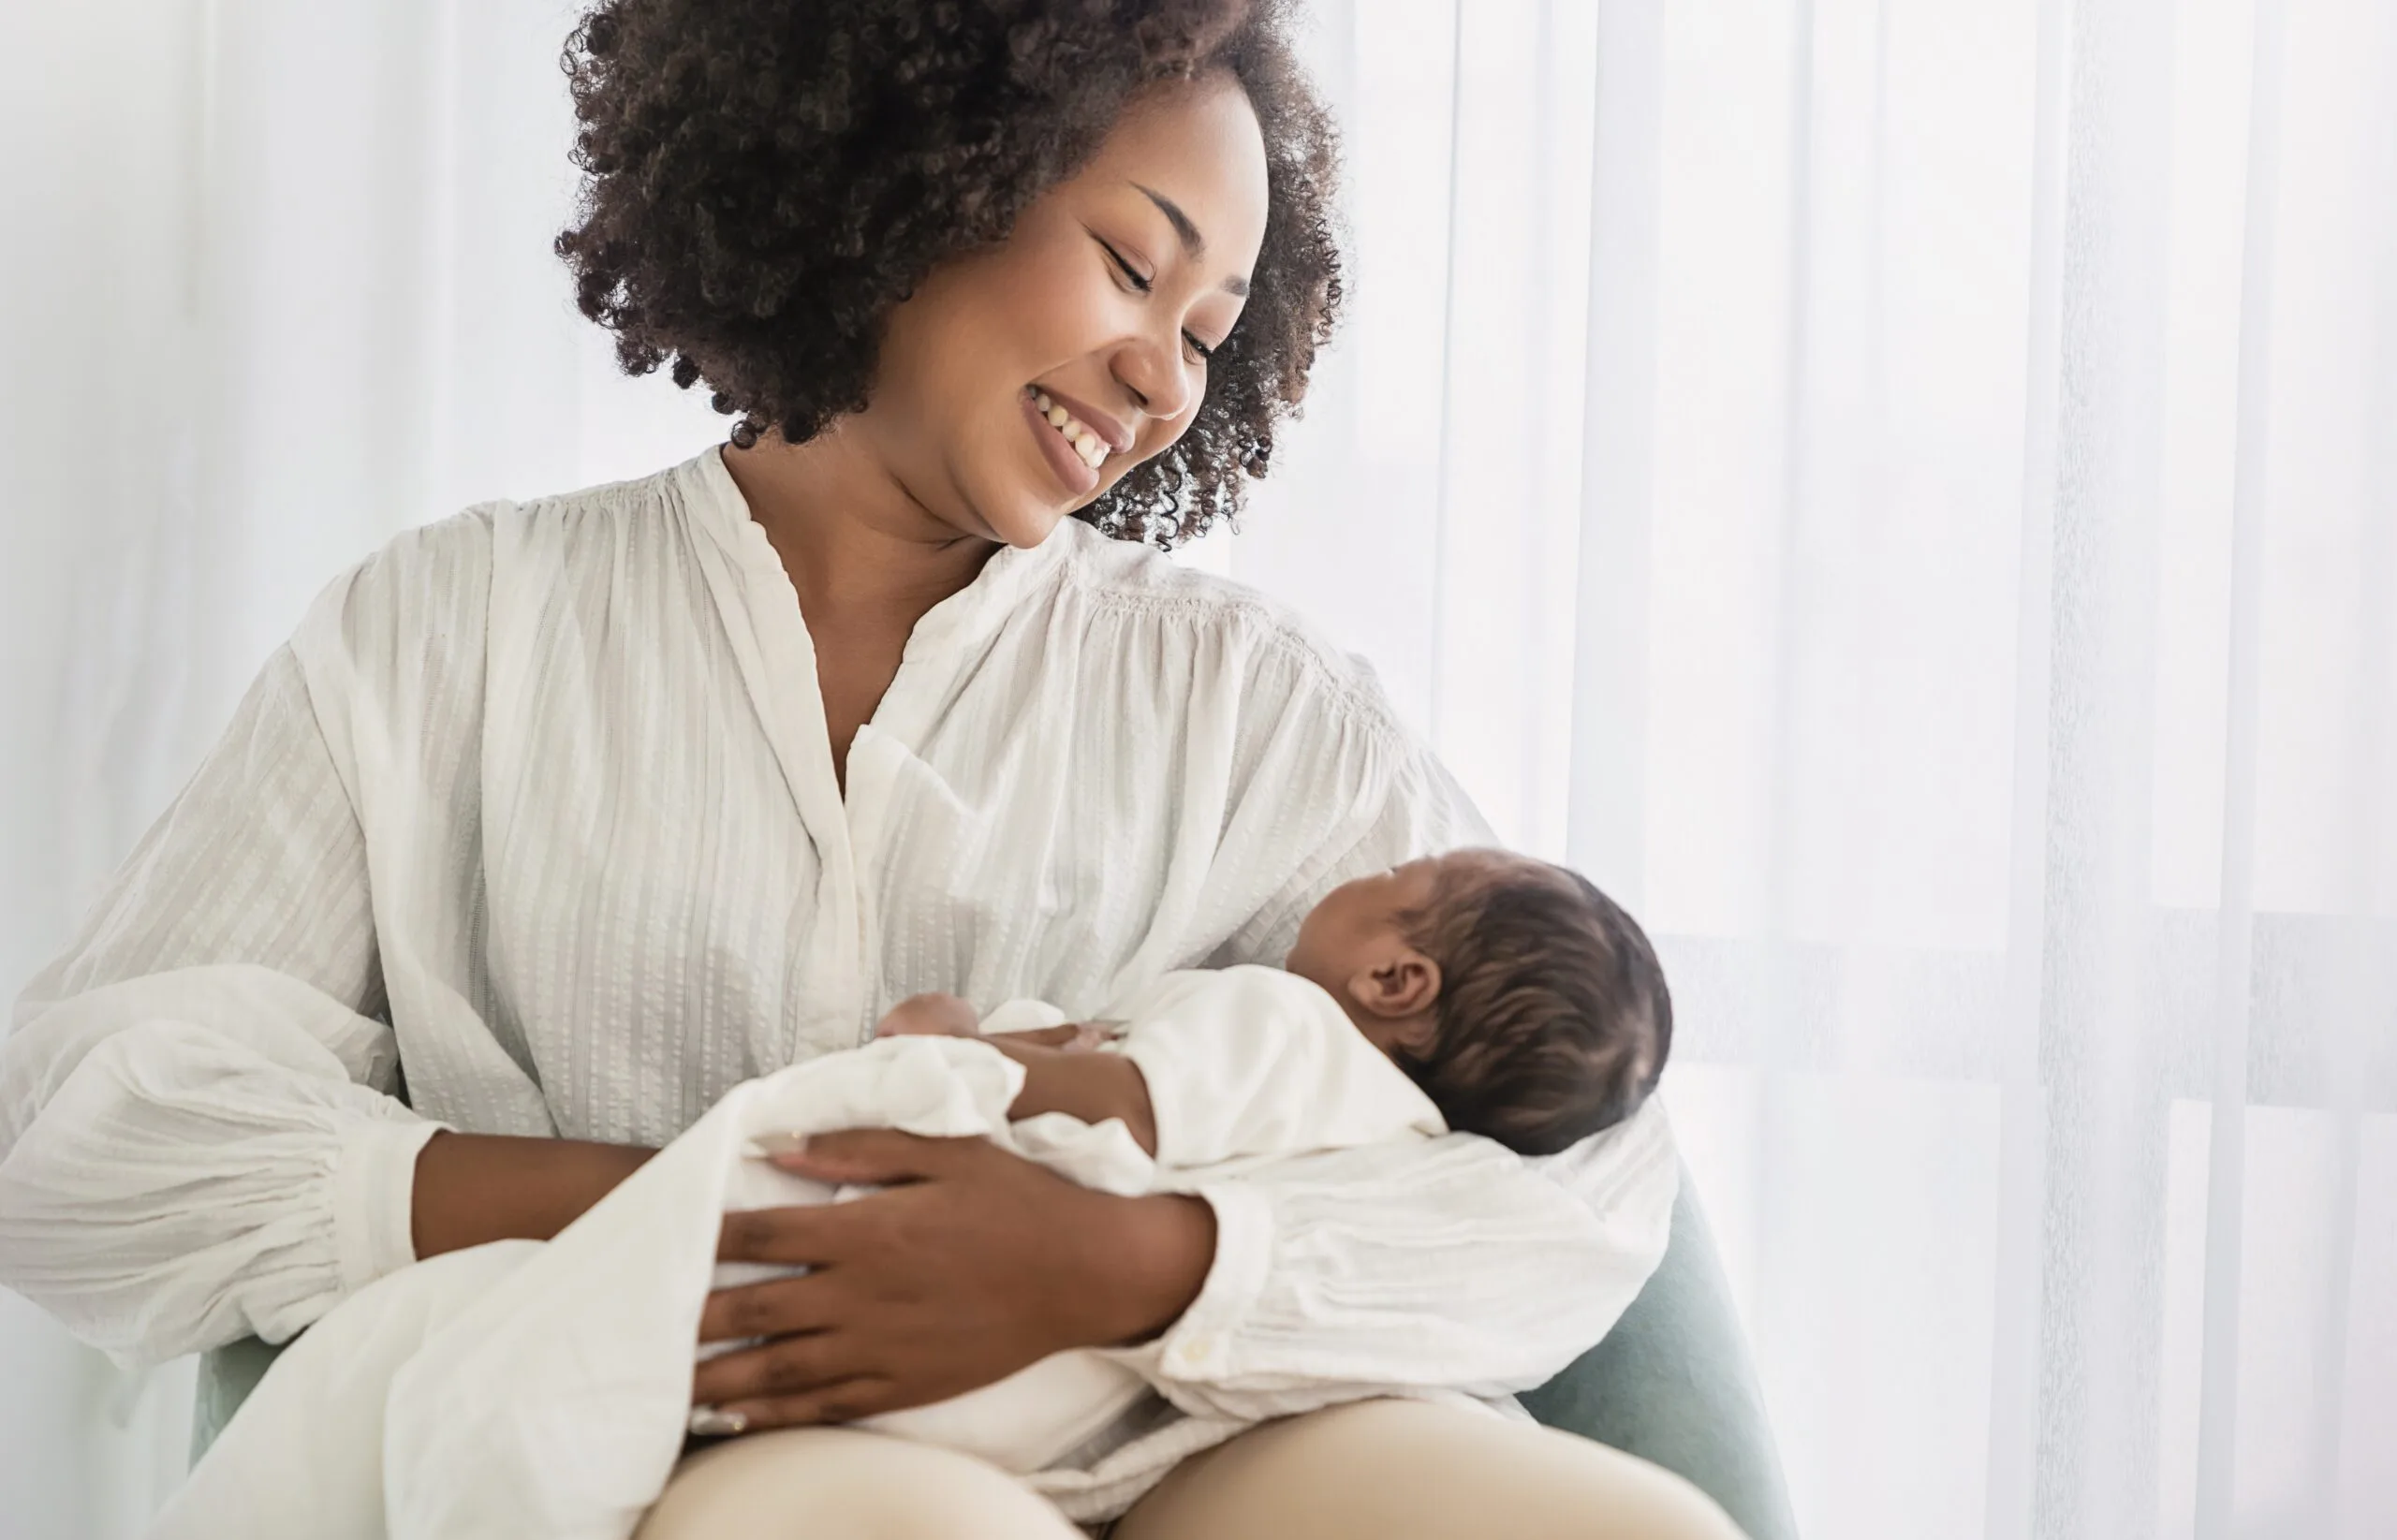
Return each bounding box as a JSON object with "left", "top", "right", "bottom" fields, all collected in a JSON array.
[
  {"left": 3, "top": 3, "right": 2389, "bottom": 1537},
  {"left": 1222, "top": 3, "right": 2394, "bottom": 1537},
  {"left": 2, "top": 4, "right": 725, "bottom": 1533}
]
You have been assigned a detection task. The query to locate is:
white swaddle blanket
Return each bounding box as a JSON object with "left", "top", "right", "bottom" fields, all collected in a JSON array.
[{"left": 153, "top": 968, "right": 1448, "bottom": 1538}]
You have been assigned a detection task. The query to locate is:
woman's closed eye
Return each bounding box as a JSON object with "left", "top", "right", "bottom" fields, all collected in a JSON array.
[
  {"left": 1097, "top": 235, "right": 1153, "bottom": 293},
  {"left": 1096, "top": 235, "right": 1220, "bottom": 365}
]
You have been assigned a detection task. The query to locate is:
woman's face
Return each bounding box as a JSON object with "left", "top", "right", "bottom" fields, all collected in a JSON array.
[{"left": 858, "top": 72, "right": 1272, "bottom": 548}]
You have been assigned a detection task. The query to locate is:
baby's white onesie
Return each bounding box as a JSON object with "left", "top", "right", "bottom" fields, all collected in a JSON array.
[
  {"left": 153, "top": 966, "right": 1446, "bottom": 1539},
  {"left": 992, "top": 964, "right": 1448, "bottom": 1168}
]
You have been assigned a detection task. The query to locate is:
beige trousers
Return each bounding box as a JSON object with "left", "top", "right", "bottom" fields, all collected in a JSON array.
[{"left": 634, "top": 1399, "right": 1747, "bottom": 1540}]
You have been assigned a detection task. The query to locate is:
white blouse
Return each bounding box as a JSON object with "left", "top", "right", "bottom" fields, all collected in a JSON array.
[{"left": 0, "top": 447, "right": 1677, "bottom": 1422}]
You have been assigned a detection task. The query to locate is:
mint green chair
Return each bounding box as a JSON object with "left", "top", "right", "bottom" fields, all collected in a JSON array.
[
  {"left": 1521, "top": 1167, "right": 1798, "bottom": 1540},
  {"left": 195, "top": 1166, "right": 1796, "bottom": 1538}
]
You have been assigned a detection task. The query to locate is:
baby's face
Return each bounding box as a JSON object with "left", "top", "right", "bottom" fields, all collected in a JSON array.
[{"left": 1285, "top": 848, "right": 1524, "bottom": 999}]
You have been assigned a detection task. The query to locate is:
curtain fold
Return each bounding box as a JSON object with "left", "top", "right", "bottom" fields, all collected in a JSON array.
[
  {"left": 1229, "top": 4, "right": 2395, "bottom": 1537},
  {"left": 3, "top": 2, "right": 2388, "bottom": 1536}
]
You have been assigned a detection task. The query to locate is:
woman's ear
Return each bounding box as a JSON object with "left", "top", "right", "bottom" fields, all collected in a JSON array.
[{"left": 1348, "top": 948, "right": 1440, "bottom": 1020}]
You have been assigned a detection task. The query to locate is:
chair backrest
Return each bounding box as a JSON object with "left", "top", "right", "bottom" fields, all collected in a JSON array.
[
  {"left": 192, "top": 1332, "right": 287, "bottom": 1467},
  {"left": 1521, "top": 1164, "right": 1800, "bottom": 1540}
]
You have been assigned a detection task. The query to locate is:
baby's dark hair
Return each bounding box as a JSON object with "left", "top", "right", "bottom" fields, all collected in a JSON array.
[{"left": 1392, "top": 858, "right": 1671, "bottom": 1157}]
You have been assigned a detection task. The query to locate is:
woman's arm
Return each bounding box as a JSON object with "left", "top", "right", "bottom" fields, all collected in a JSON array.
[
  {"left": 1121, "top": 1109, "right": 1677, "bottom": 1418},
  {"left": 689, "top": 1112, "right": 1671, "bottom": 1431},
  {"left": 0, "top": 648, "right": 449, "bottom": 1365},
  {"left": 409, "top": 1132, "right": 656, "bottom": 1258},
  {"left": 0, "top": 517, "right": 566, "bottom": 1365}
]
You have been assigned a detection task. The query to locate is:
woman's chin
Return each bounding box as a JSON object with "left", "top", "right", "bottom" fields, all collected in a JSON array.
[{"left": 976, "top": 492, "right": 1071, "bottom": 550}]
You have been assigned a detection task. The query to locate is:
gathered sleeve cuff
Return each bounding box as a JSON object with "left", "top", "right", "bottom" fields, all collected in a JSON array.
[
  {"left": 0, "top": 968, "right": 449, "bottom": 1369},
  {"left": 1111, "top": 1101, "right": 1679, "bottom": 1423},
  {"left": 332, "top": 1113, "right": 450, "bottom": 1299},
  {"left": 0, "top": 623, "right": 479, "bottom": 1370}
]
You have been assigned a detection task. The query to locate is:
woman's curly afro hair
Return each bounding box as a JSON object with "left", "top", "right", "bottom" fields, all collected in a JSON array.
[{"left": 556, "top": 0, "right": 1344, "bottom": 547}]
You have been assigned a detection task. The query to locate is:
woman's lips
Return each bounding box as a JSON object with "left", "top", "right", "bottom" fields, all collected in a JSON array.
[
  {"left": 1023, "top": 389, "right": 1099, "bottom": 496},
  {"left": 1035, "top": 389, "right": 1133, "bottom": 453}
]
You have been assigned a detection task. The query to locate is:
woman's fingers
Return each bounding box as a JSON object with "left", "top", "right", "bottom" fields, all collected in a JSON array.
[
  {"left": 697, "top": 1270, "right": 842, "bottom": 1344},
  {"left": 759, "top": 1128, "right": 988, "bottom": 1187},
  {"left": 716, "top": 1143, "right": 978, "bottom": 1264},
  {"left": 716, "top": 1201, "right": 852, "bottom": 1265},
  {"left": 692, "top": 1327, "right": 866, "bottom": 1408},
  {"left": 705, "top": 1376, "right": 902, "bottom": 1434}
]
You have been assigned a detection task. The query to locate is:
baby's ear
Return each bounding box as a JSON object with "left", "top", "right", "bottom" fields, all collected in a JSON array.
[{"left": 1353, "top": 949, "right": 1440, "bottom": 1019}]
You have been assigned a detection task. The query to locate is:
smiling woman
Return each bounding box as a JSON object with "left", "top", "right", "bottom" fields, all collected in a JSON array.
[
  {"left": 0, "top": 3, "right": 1739, "bottom": 1538},
  {"left": 770, "top": 77, "right": 1271, "bottom": 547},
  {"left": 556, "top": 0, "right": 1338, "bottom": 549}
]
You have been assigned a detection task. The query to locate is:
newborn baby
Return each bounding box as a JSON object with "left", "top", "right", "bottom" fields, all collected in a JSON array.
[
  {"left": 154, "top": 847, "right": 1669, "bottom": 1539},
  {"left": 882, "top": 844, "right": 1671, "bottom": 1166}
]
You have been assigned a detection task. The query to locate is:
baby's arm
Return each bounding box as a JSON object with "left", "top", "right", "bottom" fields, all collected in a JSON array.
[
  {"left": 982, "top": 1036, "right": 1158, "bottom": 1157},
  {"left": 875, "top": 995, "right": 1156, "bottom": 1152}
]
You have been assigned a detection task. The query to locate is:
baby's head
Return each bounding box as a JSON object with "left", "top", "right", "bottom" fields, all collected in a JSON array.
[{"left": 1284, "top": 849, "right": 1670, "bottom": 1156}]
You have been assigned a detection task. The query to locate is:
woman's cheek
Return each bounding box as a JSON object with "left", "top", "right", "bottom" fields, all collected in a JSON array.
[{"left": 1142, "top": 413, "right": 1196, "bottom": 462}]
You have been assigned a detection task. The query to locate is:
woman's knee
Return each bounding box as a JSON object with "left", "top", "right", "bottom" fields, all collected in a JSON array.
[
  {"left": 633, "top": 1427, "right": 1083, "bottom": 1540},
  {"left": 1115, "top": 1399, "right": 1747, "bottom": 1540}
]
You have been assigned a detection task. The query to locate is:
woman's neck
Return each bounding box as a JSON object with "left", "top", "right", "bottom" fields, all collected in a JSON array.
[{"left": 719, "top": 427, "right": 995, "bottom": 625}]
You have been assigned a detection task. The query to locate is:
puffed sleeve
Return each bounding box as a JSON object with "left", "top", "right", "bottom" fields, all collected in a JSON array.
[
  {"left": 0, "top": 509, "right": 500, "bottom": 1370},
  {"left": 1120, "top": 635, "right": 1681, "bottom": 1418}
]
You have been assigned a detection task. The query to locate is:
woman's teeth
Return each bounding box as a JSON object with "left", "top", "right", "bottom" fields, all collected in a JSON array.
[{"left": 1033, "top": 390, "right": 1110, "bottom": 471}]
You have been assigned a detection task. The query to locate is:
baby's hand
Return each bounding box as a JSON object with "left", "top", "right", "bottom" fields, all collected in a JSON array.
[{"left": 875, "top": 992, "right": 983, "bottom": 1038}]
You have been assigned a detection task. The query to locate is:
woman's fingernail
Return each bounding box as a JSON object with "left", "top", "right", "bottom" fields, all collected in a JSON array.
[
  {"left": 688, "top": 1406, "right": 751, "bottom": 1437},
  {"left": 747, "top": 1132, "right": 810, "bottom": 1156}
]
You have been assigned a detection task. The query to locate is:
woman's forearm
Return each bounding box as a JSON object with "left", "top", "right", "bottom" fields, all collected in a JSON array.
[
  {"left": 1083, "top": 1191, "right": 1215, "bottom": 1345},
  {"left": 409, "top": 1130, "right": 656, "bottom": 1260}
]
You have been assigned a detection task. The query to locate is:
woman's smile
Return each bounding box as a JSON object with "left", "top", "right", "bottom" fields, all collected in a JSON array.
[{"left": 1022, "top": 385, "right": 1106, "bottom": 495}]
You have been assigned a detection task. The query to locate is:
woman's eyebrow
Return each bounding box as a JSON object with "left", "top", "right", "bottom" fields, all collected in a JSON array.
[{"left": 1130, "top": 182, "right": 1252, "bottom": 297}]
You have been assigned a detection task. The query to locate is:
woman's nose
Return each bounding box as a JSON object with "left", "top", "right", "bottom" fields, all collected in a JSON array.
[{"left": 1111, "top": 333, "right": 1195, "bottom": 425}]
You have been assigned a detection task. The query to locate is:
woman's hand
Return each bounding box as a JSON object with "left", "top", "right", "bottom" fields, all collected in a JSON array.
[{"left": 692, "top": 1130, "right": 1214, "bottom": 1432}]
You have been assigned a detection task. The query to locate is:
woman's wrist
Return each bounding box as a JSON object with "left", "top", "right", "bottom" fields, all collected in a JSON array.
[
  {"left": 409, "top": 1131, "right": 656, "bottom": 1260},
  {"left": 1080, "top": 1191, "right": 1216, "bottom": 1347}
]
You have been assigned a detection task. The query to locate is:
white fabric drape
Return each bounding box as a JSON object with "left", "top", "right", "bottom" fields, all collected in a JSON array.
[{"left": 3, "top": 2, "right": 2389, "bottom": 1538}]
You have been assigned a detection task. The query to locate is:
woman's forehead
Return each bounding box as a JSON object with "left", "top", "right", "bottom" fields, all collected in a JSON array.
[{"left": 1081, "top": 79, "right": 1269, "bottom": 258}]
